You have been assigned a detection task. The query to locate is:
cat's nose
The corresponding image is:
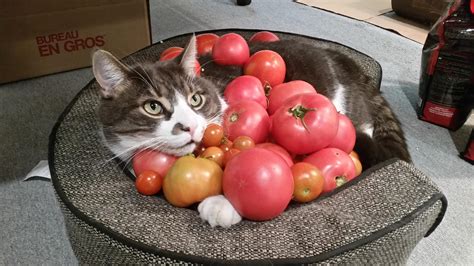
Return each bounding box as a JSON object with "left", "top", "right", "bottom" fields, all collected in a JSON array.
[{"left": 173, "top": 123, "right": 196, "bottom": 136}]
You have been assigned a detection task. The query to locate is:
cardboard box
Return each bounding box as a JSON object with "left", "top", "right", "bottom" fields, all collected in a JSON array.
[
  {"left": 296, "top": 0, "right": 431, "bottom": 44},
  {"left": 0, "top": 0, "right": 151, "bottom": 84}
]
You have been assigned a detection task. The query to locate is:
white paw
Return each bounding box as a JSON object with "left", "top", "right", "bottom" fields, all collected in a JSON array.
[{"left": 198, "top": 195, "right": 242, "bottom": 228}]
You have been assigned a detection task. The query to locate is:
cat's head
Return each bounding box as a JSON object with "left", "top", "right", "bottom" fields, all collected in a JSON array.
[{"left": 92, "top": 35, "right": 227, "bottom": 160}]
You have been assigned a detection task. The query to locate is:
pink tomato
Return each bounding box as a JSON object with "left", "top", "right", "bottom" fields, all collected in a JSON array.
[
  {"left": 243, "top": 50, "right": 286, "bottom": 87},
  {"left": 159, "top": 47, "right": 183, "bottom": 60},
  {"left": 196, "top": 33, "right": 219, "bottom": 56},
  {"left": 249, "top": 31, "right": 280, "bottom": 43},
  {"left": 132, "top": 149, "right": 177, "bottom": 178},
  {"left": 223, "top": 148, "right": 294, "bottom": 221},
  {"left": 303, "top": 148, "right": 356, "bottom": 193},
  {"left": 327, "top": 113, "right": 356, "bottom": 153},
  {"left": 271, "top": 93, "right": 339, "bottom": 154},
  {"left": 212, "top": 33, "right": 250, "bottom": 66},
  {"left": 223, "top": 101, "right": 270, "bottom": 143},
  {"left": 267, "top": 80, "right": 317, "bottom": 115},
  {"left": 255, "top": 142, "right": 294, "bottom": 167},
  {"left": 224, "top": 75, "right": 267, "bottom": 109}
]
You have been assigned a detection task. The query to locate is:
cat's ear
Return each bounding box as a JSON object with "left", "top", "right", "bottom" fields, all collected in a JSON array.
[
  {"left": 180, "top": 34, "right": 198, "bottom": 78},
  {"left": 92, "top": 50, "right": 130, "bottom": 99}
]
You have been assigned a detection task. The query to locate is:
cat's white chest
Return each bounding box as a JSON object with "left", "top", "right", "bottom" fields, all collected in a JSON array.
[{"left": 331, "top": 83, "right": 347, "bottom": 114}]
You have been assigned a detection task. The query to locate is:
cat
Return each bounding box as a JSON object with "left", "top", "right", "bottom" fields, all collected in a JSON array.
[{"left": 92, "top": 34, "right": 411, "bottom": 228}]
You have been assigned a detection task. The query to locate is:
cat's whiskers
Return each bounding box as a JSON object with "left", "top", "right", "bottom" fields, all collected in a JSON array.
[
  {"left": 103, "top": 136, "right": 163, "bottom": 164},
  {"left": 199, "top": 58, "right": 217, "bottom": 69}
]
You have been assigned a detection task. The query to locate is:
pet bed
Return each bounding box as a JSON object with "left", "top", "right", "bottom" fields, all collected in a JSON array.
[{"left": 49, "top": 30, "right": 447, "bottom": 264}]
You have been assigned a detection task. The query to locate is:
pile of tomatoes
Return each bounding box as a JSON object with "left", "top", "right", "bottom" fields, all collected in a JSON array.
[{"left": 133, "top": 31, "right": 363, "bottom": 222}]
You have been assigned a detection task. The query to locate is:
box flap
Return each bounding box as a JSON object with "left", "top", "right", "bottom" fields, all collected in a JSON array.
[
  {"left": 0, "top": 0, "right": 134, "bottom": 18},
  {"left": 296, "top": 0, "right": 430, "bottom": 43}
]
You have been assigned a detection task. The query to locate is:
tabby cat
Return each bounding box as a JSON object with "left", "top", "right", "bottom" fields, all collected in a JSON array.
[{"left": 92, "top": 35, "right": 411, "bottom": 228}]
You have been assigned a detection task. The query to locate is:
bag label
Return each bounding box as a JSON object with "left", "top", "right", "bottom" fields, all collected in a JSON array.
[{"left": 421, "top": 101, "right": 461, "bottom": 127}]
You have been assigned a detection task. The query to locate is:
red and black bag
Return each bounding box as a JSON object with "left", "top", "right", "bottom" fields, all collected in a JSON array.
[{"left": 418, "top": 0, "right": 474, "bottom": 130}]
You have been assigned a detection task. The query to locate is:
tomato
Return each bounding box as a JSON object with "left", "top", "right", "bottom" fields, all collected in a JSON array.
[
  {"left": 223, "top": 148, "right": 241, "bottom": 167},
  {"left": 327, "top": 113, "right": 356, "bottom": 153},
  {"left": 255, "top": 142, "right": 293, "bottom": 167},
  {"left": 350, "top": 150, "right": 360, "bottom": 160},
  {"left": 291, "top": 162, "right": 324, "bottom": 203},
  {"left": 132, "top": 149, "right": 177, "bottom": 178},
  {"left": 159, "top": 47, "right": 183, "bottom": 60},
  {"left": 267, "top": 80, "right": 317, "bottom": 115},
  {"left": 212, "top": 33, "right": 249, "bottom": 66},
  {"left": 135, "top": 170, "right": 162, "bottom": 196},
  {"left": 243, "top": 50, "right": 286, "bottom": 87},
  {"left": 202, "top": 123, "right": 224, "bottom": 147},
  {"left": 224, "top": 75, "right": 267, "bottom": 109},
  {"left": 271, "top": 93, "right": 339, "bottom": 154},
  {"left": 303, "top": 148, "right": 356, "bottom": 193},
  {"left": 223, "top": 100, "right": 270, "bottom": 143},
  {"left": 232, "top": 136, "right": 255, "bottom": 151},
  {"left": 196, "top": 33, "right": 219, "bottom": 56},
  {"left": 219, "top": 138, "right": 233, "bottom": 152},
  {"left": 200, "top": 146, "right": 225, "bottom": 168},
  {"left": 223, "top": 148, "right": 294, "bottom": 221},
  {"left": 249, "top": 31, "right": 280, "bottom": 43},
  {"left": 349, "top": 151, "right": 363, "bottom": 176},
  {"left": 159, "top": 47, "right": 201, "bottom": 76},
  {"left": 163, "top": 155, "right": 223, "bottom": 207}
]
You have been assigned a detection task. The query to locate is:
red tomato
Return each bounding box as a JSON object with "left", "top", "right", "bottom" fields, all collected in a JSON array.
[
  {"left": 159, "top": 47, "right": 201, "bottom": 76},
  {"left": 223, "top": 148, "right": 294, "bottom": 221},
  {"left": 202, "top": 123, "right": 224, "bottom": 148},
  {"left": 303, "top": 148, "right": 356, "bottom": 193},
  {"left": 232, "top": 136, "right": 255, "bottom": 151},
  {"left": 291, "top": 162, "right": 324, "bottom": 203},
  {"left": 223, "top": 100, "right": 270, "bottom": 143},
  {"left": 255, "top": 142, "right": 294, "bottom": 167},
  {"left": 200, "top": 146, "right": 225, "bottom": 168},
  {"left": 224, "top": 75, "right": 267, "bottom": 109},
  {"left": 132, "top": 149, "right": 177, "bottom": 178},
  {"left": 243, "top": 50, "right": 286, "bottom": 87},
  {"left": 267, "top": 80, "right": 317, "bottom": 115},
  {"left": 223, "top": 148, "right": 241, "bottom": 167},
  {"left": 271, "top": 94, "right": 339, "bottom": 154},
  {"left": 196, "top": 33, "right": 219, "bottom": 56},
  {"left": 327, "top": 113, "right": 356, "bottom": 153},
  {"left": 159, "top": 47, "right": 183, "bottom": 60},
  {"left": 212, "top": 33, "right": 249, "bottom": 66},
  {"left": 249, "top": 31, "right": 280, "bottom": 43},
  {"left": 135, "top": 170, "right": 162, "bottom": 196},
  {"left": 219, "top": 138, "right": 233, "bottom": 152}
]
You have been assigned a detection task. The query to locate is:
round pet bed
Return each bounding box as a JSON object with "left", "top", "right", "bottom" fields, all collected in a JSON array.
[{"left": 50, "top": 30, "right": 447, "bottom": 265}]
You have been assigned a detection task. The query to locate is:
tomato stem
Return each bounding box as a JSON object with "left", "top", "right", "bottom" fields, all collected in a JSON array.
[
  {"left": 264, "top": 82, "right": 272, "bottom": 97},
  {"left": 289, "top": 105, "right": 316, "bottom": 132},
  {"left": 229, "top": 113, "right": 239, "bottom": 123},
  {"left": 335, "top": 176, "right": 347, "bottom": 187}
]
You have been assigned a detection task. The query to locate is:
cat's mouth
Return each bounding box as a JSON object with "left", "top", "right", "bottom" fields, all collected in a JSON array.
[
  {"left": 164, "top": 140, "right": 198, "bottom": 157},
  {"left": 178, "top": 140, "right": 195, "bottom": 148}
]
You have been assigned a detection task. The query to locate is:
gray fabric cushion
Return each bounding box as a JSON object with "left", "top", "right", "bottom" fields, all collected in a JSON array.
[{"left": 50, "top": 30, "right": 447, "bottom": 264}]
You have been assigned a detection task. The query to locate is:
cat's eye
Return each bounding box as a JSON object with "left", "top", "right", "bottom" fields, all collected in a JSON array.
[
  {"left": 189, "top": 93, "right": 205, "bottom": 109},
  {"left": 143, "top": 101, "right": 164, "bottom": 116}
]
